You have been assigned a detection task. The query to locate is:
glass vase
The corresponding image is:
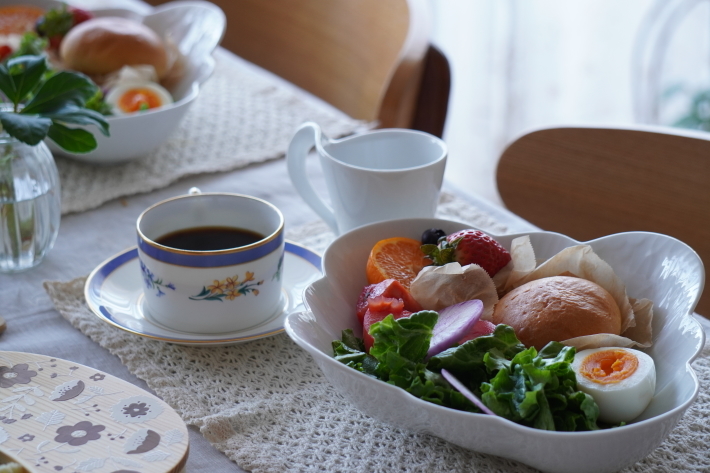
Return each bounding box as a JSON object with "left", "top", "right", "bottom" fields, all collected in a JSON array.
[{"left": 0, "top": 134, "right": 61, "bottom": 272}]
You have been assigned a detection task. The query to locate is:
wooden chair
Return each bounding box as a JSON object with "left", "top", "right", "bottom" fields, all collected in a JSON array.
[
  {"left": 146, "top": 0, "right": 450, "bottom": 137},
  {"left": 496, "top": 125, "right": 710, "bottom": 316}
]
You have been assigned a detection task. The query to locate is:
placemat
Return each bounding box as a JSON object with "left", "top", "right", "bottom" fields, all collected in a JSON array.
[
  {"left": 0, "top": 351, "right": 190, "bottom": 473},
  {"left": 43, "top": 197, "right": 710, "bottom": 473},
  {"left": 57, "top": 50, "right": 367, "bottom": 215}
]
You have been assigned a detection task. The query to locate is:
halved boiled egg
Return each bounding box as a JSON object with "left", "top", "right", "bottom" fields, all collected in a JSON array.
[
  {"left": 105, "top": 81, "right": 173, "bottom": 115},
  {"left": 572, "top": 347, "right": 655, "bottom": 424}
]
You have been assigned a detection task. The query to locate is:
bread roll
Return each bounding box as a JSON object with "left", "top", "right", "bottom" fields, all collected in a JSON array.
[
  {"left": 492, "top": 276, "right": 622, "bottom": 350},
  {"left": 60, "top": 17, "right": 168, "bottom": 78}
]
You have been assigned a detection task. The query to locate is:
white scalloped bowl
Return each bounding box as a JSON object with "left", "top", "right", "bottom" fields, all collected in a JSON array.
[
  {"left": 285, "top": 218, "right": 706, "bottom": 473},
  {"left": 21, "top": 0, "right": 227, "bottom": 164}
]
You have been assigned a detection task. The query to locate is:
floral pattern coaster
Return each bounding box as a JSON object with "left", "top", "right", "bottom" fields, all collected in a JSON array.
[{"left": 0, "top": 352, "right": 188, "bottom": 473}]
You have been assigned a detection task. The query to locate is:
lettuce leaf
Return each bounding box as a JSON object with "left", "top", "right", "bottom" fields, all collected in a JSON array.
[
  {"left": 333, "top": 329, "right": 381, "bottom": 377},
  {"left": 369, "top": 310, "right": 438, "bottom": 362},
  {"left": 333, "top": 314, "right": 476, "bottom": 412},
  {"left": 332, "top": 317, "right": 599, "bottom": 431},
  {"left": 428, "top": 324, "right": 525, "bottom": 385},
  {"left": 479, "top": 341, "right": 599, "bottom": 431}
]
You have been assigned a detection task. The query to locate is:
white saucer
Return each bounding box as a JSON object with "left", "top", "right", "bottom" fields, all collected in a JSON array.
[{"left": 84, "top": 242, "right": 322, "bottom": 346}]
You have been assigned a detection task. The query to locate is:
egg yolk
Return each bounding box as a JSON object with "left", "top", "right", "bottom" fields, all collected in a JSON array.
[
  {"left": 117, "top": 88, "right": 164, "bottom": 113},
  {"left": 579, "top": 349, "right": 638, "bottom": 384}
]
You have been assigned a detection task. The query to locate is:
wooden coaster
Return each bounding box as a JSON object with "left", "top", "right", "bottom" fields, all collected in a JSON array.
[{"left": 0, "top": 352, "right": 188, "bottom": 473}]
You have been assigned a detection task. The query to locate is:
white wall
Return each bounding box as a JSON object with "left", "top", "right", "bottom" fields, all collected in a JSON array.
[{"left": 430, "top": 0, "right": 709, "bottom": 205}]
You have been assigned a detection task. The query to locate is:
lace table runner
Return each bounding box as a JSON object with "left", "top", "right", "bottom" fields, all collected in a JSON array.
[
  {"left": 57, "top": 50, "right": 366, "bottom": 215},
  {"left": 44, "top": 197, "right": 710, "bottom": 473}
]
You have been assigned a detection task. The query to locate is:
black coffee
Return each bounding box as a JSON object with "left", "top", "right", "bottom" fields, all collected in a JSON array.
[{"left": 156, "top": 226, "right": 264, "bottom": 251}]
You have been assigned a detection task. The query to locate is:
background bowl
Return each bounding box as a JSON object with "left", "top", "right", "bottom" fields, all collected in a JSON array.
[
  {"left": 8, "top": 0, "right": 226, "bottom": 164},
  {"left": 285, "top": 217, "right": 706, "bottom": 473}
]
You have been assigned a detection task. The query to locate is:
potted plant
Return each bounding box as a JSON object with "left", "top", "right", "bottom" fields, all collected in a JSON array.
[{"left": 0, "top": 54, "right": 109, "bottom": 272}]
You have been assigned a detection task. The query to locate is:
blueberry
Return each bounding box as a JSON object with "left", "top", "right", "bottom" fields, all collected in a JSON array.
[
  {"left": 421, "top": 228, "right": 446, "bottom": 245},
  {"left": 35, "top": 18, "right": 46, "bottom": 36}
]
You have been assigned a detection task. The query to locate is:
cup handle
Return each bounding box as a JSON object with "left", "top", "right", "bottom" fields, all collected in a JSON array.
[{"left": 287, "top": 122, "right": 338, "bottom": 233}]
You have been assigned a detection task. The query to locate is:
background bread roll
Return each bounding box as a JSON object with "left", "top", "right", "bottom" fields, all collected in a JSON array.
[
  {"left": 60, "top": 17, "right": 168, "bottom": 78},
  {"left": 492, "top": 276, "right": 622, "bottom": 350}
]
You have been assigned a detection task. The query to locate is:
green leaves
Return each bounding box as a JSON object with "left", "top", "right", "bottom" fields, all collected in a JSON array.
[
  {"left": 369, "top": 311, "right": 438, "bottom": 363},
  {"left": 0, "top": 63, "right": 18, "bottom": 106},
  {"left": 0, "top": 55, "right": 110, "bottom": 153},
  {"left": 0, "top": 112, "right": 51, "bottom": 146},
  {"left": 22, "top": 71, "right": 98, "bottom": 114},
  {"left": 429, "top": 324, "right": 525, "bottom": 374},
  {"left": 332, "top": 329, "right": 368, "bottom": 366},
  {"left": 8, "top": 55, "right": 47, "bottom": 105},
  {"left": 674, "top": 90, "right": 710, "bottom": 132},
  {"left": 421, "top": 240, "right": 457, "bottom": 266},
  {"left": 1, "top": 55, "right": 46, "bottom": 106},
  {"left": 479, "top": 341, "right": 599, "bottom": 431},
  {"left": 333, "top": 315, "right": 478, "bottom": 413},
  {"left": 10, "top": 32, "right": 49, "bottom": 60},
  {"left": 341, "top": 328, "right": 365, "bottom": 352},
  {"left": 47, "top": 122, "right": 97, "bottom": 153},
  {"left": 333, "top": 319, "right": 601, "bottom": 432},
  {"left": 43, "top": 105, "right": 109, "bottom": 135}
]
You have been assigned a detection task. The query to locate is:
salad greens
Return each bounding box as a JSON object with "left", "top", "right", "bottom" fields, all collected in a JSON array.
[
  {"left": 333, "top": 312, "right": 600, "bottom": 431},
  {"left": 10, "top": 33, "right": 49, "bottom": 60},
  {"left": 334, "top": 312, "right": 474, "bottom": 412},
  {"left": 84, "top": 89, "right": 113, "bottom": 116}
]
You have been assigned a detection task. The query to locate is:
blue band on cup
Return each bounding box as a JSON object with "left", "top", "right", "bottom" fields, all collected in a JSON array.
[{"left": 138, "top": 231, "right": 284, "bottom": 267}]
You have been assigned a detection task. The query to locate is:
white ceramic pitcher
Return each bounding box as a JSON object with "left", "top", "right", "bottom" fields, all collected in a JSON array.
[{"left": 287, "top": 122, "right": 447, "bottom": 235}]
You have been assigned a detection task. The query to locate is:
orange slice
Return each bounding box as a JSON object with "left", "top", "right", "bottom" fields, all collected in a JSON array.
[
  {"left": 366, "top": 237, "right": 431, "bottom": 288},
  {"left": 0, "top": 6, "right": 45, "bottom": 35}
]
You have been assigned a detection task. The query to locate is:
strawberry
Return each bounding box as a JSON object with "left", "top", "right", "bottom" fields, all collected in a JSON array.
[
  {"left": 69, "top": 7, "right": 93, "bottom": 26},
  {"left": 0, "top": 45, "right": 12, "bottom": 62},
  {"left": 421, "top": 229, "right": 511, "bottom": 277}
]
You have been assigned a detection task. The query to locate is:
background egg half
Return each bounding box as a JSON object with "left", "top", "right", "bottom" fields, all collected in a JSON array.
[
  {"left": 572, "top": 347, "right": 656, "bottom": 424},
  {"left": 105, "top": 81, "right": 173, "bottom": 115}
]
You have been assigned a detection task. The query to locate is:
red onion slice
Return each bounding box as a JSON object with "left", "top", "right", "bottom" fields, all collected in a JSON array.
[
  {"left": 441, "top": 369, "right": 496, "bottom": 416},
  {"left": 427, "top": 299, "right": 483, "bottom": 358}
]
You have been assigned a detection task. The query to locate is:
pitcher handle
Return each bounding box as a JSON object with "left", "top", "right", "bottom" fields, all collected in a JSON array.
[{"left": 287, "top": 122, "right": 338, "bottom": 233}]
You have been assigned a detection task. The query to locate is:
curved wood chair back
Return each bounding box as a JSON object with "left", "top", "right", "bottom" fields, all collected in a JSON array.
[
  {"left": 496, "top": 126, "right": 710, "bottom": 316},
  {"left": 146, "top": 0, "right": 450, "bottom": 137}
]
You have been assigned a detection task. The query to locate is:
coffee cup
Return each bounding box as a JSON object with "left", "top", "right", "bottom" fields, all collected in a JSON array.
[
  {"left": 287, "top": 122, "right": 447, "bottom": 235},
  {"left": 136, "top": 191, "right": 285, "bottom": 334}
]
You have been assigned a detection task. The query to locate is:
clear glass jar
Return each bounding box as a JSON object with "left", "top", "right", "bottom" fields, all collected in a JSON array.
[{"left": 0, "top": 134, "right": 61, "bottom": 272}]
